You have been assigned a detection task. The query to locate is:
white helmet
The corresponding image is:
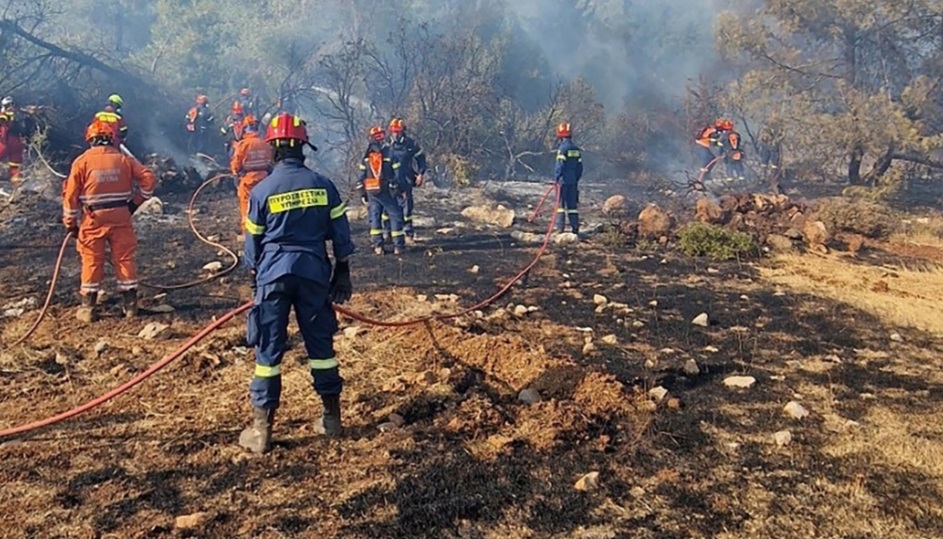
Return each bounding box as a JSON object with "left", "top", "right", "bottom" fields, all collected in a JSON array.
[{"left": 1, "top": 96, "right": 12, "bottom": 107}]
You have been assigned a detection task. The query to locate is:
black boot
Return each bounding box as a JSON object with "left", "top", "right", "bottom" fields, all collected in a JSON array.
[
  {"left": 316, "top": 394, "right": 342, "bottom": 437},
  {"left": 121, "top": 289, "right": 138, "bottom": 318},
  {"left": 75, "top": 293, "right": 98, "bottom": 323},
  {"left": 239, "top": 406, "right": 275, "bottom": 454}
]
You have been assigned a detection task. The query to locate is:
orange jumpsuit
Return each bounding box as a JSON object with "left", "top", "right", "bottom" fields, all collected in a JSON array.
[
  {"left": 62, "top": 146, "right": 157, "bottom": 296},
  {"left": 0, "top": 109, "right": 24, "bottom": 181},
  {"left": 230, "top": 131, "right": 273, "bottom": 231}
]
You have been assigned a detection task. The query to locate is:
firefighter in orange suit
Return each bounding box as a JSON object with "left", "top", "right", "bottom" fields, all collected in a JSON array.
[
  {"left": 230, "top": 114, "right": 273, "bottom": 232},
  {"left": 62, "top": 119, "right": 157, "bottom": 323}
]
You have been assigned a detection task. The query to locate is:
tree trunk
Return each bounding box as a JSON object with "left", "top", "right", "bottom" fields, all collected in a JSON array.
[{"left": 848, "top": 145, "right": 864, "bottom": 184}]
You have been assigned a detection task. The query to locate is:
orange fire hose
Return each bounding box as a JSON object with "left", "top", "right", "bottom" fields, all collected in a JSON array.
[{"left": 527, "top": 184, "right": 557, "bottom": 223}]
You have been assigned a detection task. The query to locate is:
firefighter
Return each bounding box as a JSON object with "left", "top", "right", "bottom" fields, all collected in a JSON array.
[
  {"left": 554, "top": 122, "right": 583, "bottom": 235},
  {"left": 62, "top": 119, "right": 157, "bottom": 323},
  {"left": 185, "top": 94, "right": 215, "bottom": 155},
  {"left": 238, "top": 88, "right": 257, "bottom": 117},
  {"left": 384, "top": 118, "right": 427, "bottom": 243},
  {"left": 758, "top": 126, "right": 784, "bottom": 193},
  {"left": 722, "top": 126, "right": 746, "bottom": 182},
  {"left": 240, "top": 112, "right": 354, "bottom": 453},
  {"left": 230, "top": 114, "right": 273, "bottom": 233},
  {"left": 94, "top": 94, "right": 129, "bottom": 146},
  {"left": 0, "top": 96, "right": 25, "bottom": 183},
  {"left": 221, "top": 101, "right": 246, "bottom": 156},
  {"left": 694, "top": 119, "right": 731, "bottom": 185},
  {"left": 357, "top": 126, "right": 406, "bottom": 255}
]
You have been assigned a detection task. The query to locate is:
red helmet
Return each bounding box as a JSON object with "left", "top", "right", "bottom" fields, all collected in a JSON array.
[
  {"left": 196, "top": 94, "right": 209, "bottom": 105},
  {"left": 231, "top": 101, "right": 244, "bottom": 115},
  {"left": 556, "top": 122, "right": 572, "bottom": 138},
  {"left": 715, "top": 118, "right": 734, "bottom": 131},
  {"left": 240, "top": 88, "right": 251, "bottom": 97},
  {"left": 265, "top": 113, "right": 309, "bottom": 145},
  {"left": 85, "top": 119, "right": 118, "bottom": 144},
  {"left": 242, "top": 114, "right": 258, "bottom": 129},
  {"left": 389, "top": 118, "right": 406, "bottom": 133},
  {"left": 369, "top": 126, "right": 386, "bottom": 141}
]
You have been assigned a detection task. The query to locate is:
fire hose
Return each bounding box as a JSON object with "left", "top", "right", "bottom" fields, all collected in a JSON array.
[
  {"left": 527, "top": 184, "right": 557, "bottom": 223},
  {"left": 0, "top": 185, "right": 562, "bottom": 439}
]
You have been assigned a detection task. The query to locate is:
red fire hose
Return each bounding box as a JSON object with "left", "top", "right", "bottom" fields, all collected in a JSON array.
[{"left": 527, "top": 184, "right": 558, "bottom": 223}]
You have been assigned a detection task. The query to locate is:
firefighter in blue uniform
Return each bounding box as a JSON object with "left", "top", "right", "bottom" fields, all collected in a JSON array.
[
  {"left": 240, "top": 112, "right": 355, "bottom": 454},
  {"left": 357, "top": 125, "right": 407, "bottom": 255},
  {"left": 383, "top": 118, "right": 427, "bottom": 242},
  {"left": 554, "top": 122, "right": 583, "bottom": 235}
]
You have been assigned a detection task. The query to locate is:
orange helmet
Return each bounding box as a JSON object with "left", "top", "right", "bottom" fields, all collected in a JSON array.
[
  {"left": 369, "top": 126, "right": 386, "bottom": 141},
  {"left": 265, "top": 113, "right": 309, "bottom": 145},
  {"left": 240, "top": 88, "right": 251, "bottom": 97},
  {"left": 85, "top": 119, "right": 117, "bottom": 144},
  {"left": 231, "top": 101, "right": 244, "bottom": 115},
  {"left": 389, "top": 118, "right": 406, "bottom": 133},
  {"left": 715, "top": 118, "right": 734, "bottom": 131},
  {"left": 556, "top": 122, "right": 572, "bottom": 138},
  {"left": 242, "top": 114, "right": 258, "bottom": 129},
  {"left": 196, "top": 94, "right": 209, "bottom": 105}
]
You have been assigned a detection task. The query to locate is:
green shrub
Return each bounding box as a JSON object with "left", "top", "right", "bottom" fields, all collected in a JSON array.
[
  {"left": 678, "top": 222, "right": 758, "bottom": 260},
  {"left": 815, "top": 197, "right": 899, "bottom": 239}
]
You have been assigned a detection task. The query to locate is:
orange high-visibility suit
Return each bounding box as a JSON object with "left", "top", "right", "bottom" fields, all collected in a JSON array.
[
  {"left": 230, "top": 130, "right": 273, "bottom": 231},
  {"left": 62, "top": 146, "right": 157, "bottom": 296},
  {"left": 0, "top": 109, "right": 24, "bottom": 181}
]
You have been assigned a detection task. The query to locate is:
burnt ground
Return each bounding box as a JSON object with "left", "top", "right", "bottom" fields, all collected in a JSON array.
[{"left": 0, "top": 176, "right": 943, "bottom": 538}]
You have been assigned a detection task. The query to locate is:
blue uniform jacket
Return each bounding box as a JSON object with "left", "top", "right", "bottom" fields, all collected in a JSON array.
[
  {"left": 244, "top": 158, "right": 355, "bottom": 287},
  {"left": 389, "top": 135, "right": 427, "bottom": 182},
  {"left": 554, "top": 138, "right": 583, "bottom": 185}
]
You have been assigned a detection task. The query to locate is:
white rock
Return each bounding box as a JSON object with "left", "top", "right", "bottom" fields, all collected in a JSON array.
[
  {"left": 436, "top": 227, "right": 455, "bottom": 235},
  {"left": 601, "top": 334, "right": 618, "bottom": 345},
  {"left": 469, "top": 265, "right": 480, "bottom": 274},
  {"left": 739, "top": 295, "right": 749, "bottom": 301},
  {"left": 648, "top": 386, "right": 669, "bottom": 402},
  {"left": 692, "top": 313, "right": 710, "bottom": 327},
  {"left": 416, "top": 294, "right": 428, "bottom": 302},
  {"left": 202, "top": 261, "right": 224, "bottom": 272},
  {"left": 343, "top": 326, "right": 365, "bottom": 339},
  {"left": 683, "top": 359, "right": 700, "bottom": 376},
  {"left": 644, "top": 359, "right": 656, "bottom": 369},
  {"left": 629, "top": 486, "right": 646, "bottom": 498},
  {"left": 411, "top": 216, "right": 437, "bottom": 228},
  {"left": 94, "top": 339, "right": 108, "bottom": 355},
  {"left": 773, "top": 430, "right": 793, "bottom": 446},
  {"left": 174, "top": 512, "right": 210, "bottom": 530},
  {"left": 554, "top": 232, "right": 579, "bottom": 245},
  {"left": 135, "top": 197, "right": 163, "bottom": 216},
  {"left": 582, "top": 342, "right": 596, "bottom": 356},
  {"left": 518, "top": 388, "right": 542, "bottom": 404},
  {"left": 138, "top": 322, "right": 170, "bottom": 341},
  {"left": 594, "top": 305, "right": 606, "bottom": 314},
  {"left": 723, "top": 376, "right": 756, "bottom": 389},
  {"left": 149, "top": 304, "right": 175, "bottom": 314},
  {"left": 377, "top": 422, "right": 398, "bottom": 432},
  {"left": 890, "top": 332, "right": 904, "bottom": 342},
  {"left": 703, "top": 345, "right": 719, "bottom": 353},
  {"left": 527, "top": 305, "right": 540, "bottom": 313},
  {"left": 631, "top": 320, "right": 645, "bottom": 328},
  {"left": 574, "top": 471, "right": 600, "bottom": 491},
  {"left": 648, "top": 300, "right": 658, "bottom": 307},
  {"left": 783, "top": 401, "right": 810, "bottom": 420},
  {"left": 593, "top": 294, "right": 608, "bottom": 306},
  {"left": 513, "top": 305, "right": 529, "bottom": 317}
]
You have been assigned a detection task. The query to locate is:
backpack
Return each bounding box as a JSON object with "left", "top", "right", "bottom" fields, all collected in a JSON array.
[{"left": 364, "top": 149, "right": 385, "bottom": 192}]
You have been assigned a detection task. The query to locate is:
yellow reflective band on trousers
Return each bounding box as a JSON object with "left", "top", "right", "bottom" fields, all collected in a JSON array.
[
  {"left": 245, "top": 219, "right": 265, "bottom": 235},
  {"left": 268, "top": 188, "right": 328, "bottom": 213},
  {"left": 370, "top": 228, "right": 384, "bottom": 235},
  {"left": 255, "top": 364, "right": 281, "bottom": 377},
  {"left": 309, "top": 358, "right": 339, "bottom": 370},
  {"left": 391, "top": 230, "right": 405, "bottom": 237},
  {"left": 330, "top": 203, "right": 347, "bottom": 219},
  {"left": 381, "top": 214, "right": 389, "bottom": 221}
]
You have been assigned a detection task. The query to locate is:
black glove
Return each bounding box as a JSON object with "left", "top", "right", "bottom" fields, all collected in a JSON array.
[
  {"left": 65, "top": 224, "right": 79, "bottom": 237},
  {"left": 360, "top": 193, "right": 368, "bottom": 205},
  {"left": 329, "top": 260, "right": 352, "bottom": 304},
  {"left": 249, "top": 269, "right": 258, "bottom": 294},
  {"left": 128, "top": 200, "right": 140, "bottom": 214}
]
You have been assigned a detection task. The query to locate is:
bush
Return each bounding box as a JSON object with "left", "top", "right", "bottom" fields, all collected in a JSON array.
[
  {"left": 814, "top": 197, "right": 899, "bottom": 239},
  {"left": 678, "top": 222, "right": 758, "bottom": 260}
]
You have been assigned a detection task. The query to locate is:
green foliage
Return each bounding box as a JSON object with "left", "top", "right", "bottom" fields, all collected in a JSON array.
[
  {"left": 814, "top": 197, "right": 899, "bottom": 240},
  {"left": 678, "top": 222, "right": 758, "bottom": 260}
]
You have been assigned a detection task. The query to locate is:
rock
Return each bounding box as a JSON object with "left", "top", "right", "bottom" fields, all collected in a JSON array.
[
  {"left": 667, "top": 398, "right": 684, "bottom": 410},
  {"left": 435, "top": 227, "right": 455, "bottom": 235},
  {"left": 593, "top": 294, "right": 608, "bottom": 306},
  {"left": 411, "top": 216, "right": 437, "bottom": 228},
  {"left": 135, "top": 197, "right": 163, "bottom": 216},
  {"left": 138, "top": 322, "right": 170, "bottom": 341},
  {"left": 637, "top": 204, "right": 675, "bottom": 238},
  {"left": 581, "top": 342, "right": 596, "bottom": 356},
  {"left": 773, "top": 430, "right": 793, "bottom": 447},
  {"left": 378, "top": 421, "right": 399, "bottom": 432},
  {"left": 703, "top": 345, "right": 719, "bottom": 353},
  {"left": 513, "top": 305, "right": 529, "bottom": 317},
  {"left": 631, "top": 320, "right": 645, "bottom": 328},
  {"left": 648, "top": 300, "right": 658, "bottom": 307},
  {"left": 629, "top": 486, "right": 646, "bottom": 498},
  {"left": 846, "top": 234, "right": 865, "bottom": 255},
  {"left": 574, "top": 471, "right": 600, "bottom": 491},
  {"left": 527, "top": 306, "right": 540, "bottom": 313},
  {"left": 109, "top": 364, "right": 129, "bottom": 377},
  {"left": 554, "top": 232, "right": 579, "bottom": 245},
  {"left": 648, "top": 386, "right": 669, "bottom": 402},
  {"left": 149, "top": 304, "right": 175, "bottom": 314},
  {"left": 890, "top": 332, "right": 904, "bottom": 342},
  {"left": 683, "top": 359, "right": 700, "bottom": 376},
  {"left": 509, "top": 230, "right": 543, "bottom": 244},
  {"left": 783, "top": 401, "right": 809, "bottom": 420},
  {"left": 175, "top": 512, "right": 211, "bottom": 530},
  {"left": 803, "top": 220, "right": 830, "bottom": 248},
  {"left": 460, "top": 204, "right": 515, "bottom": 228},
  {"left": 601, "top": 334, "right": 618, "bottom": 345},
  {"left": 691, "top": 313, "right": 710, "bottom": 327},
  {"left": 202, "top": 261, "right": 223, "bottom": 272},
  {"left": 388, "top": 413, "right": 405, "bottom": 427},
  {"left": 784, "top": 228, "right": 803, "bottom": 241},
  {"left": 695, "top": 196, "right": 726, "bottom": 224},
  {"left": 469, "top": 265, "right": 480, "bottom": 274},
  {"left": 54, "top": 351, "right": 70, "bottom": 366},
  {"left": 343, "top": 326, "right": 365, "bottom": 339},
  {"left": 766, "top": 234, "right": 795, "bottom": 252},
  {"left": 416, "top": 294, "right": 428, "bottom": 302},
  {"left": 518, "top": 388, "right": 542, "bottom": 404},
  {"left": 724, "top": 376, "right": 756, "bottom": 389},
  {"left": 94, "top": 339, "right": 108, "bottom": 355},
  {"left": 602, "top": 195, "right": 629, "bottom": 217}
]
